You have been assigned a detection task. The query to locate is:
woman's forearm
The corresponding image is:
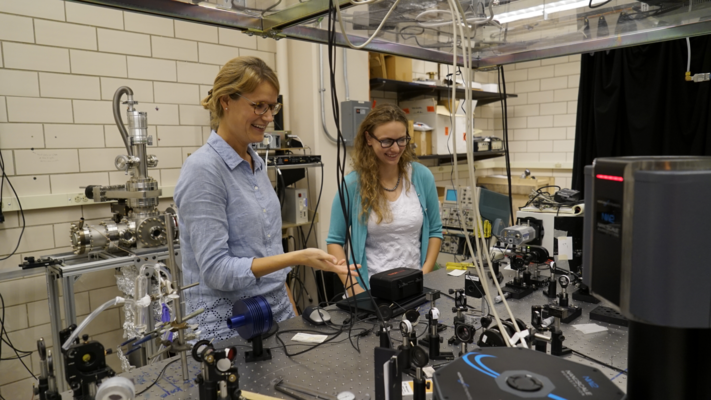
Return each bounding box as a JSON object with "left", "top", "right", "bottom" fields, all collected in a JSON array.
[
  {"left": 422, "top": 237, "right": 442, "bottom": 274},
  {"left": 327, "top": 244, "right": 365, "bottom": 297}
]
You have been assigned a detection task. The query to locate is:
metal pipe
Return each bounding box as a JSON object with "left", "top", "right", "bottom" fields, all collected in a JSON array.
[
  {"left": 62, "top": 277, "right": 77, "bottom": 326},
  {"left": 112, "top": 86, "right": 134, "bottom": 157},
  {"left": 164, "top": 210, "right": 189, "bottom": 382},
  {"left": 343, "top": 47, "right": 350, "bottom": 101}
]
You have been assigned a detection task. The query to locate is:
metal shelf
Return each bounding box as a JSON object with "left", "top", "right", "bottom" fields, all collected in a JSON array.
[
  {"left": 419, "top": 150, "right": 505, "bottom": 164},
  {"left": 268, "top": 161, "right": 323, "bottom": 170},
  {"left": 370, "top": 78, "right": 517, "bottom": 105}
]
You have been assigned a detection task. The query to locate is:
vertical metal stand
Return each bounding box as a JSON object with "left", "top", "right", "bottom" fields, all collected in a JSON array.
[
  {"left": 46, "top": 268, "right": 66, "bottom": 392},
  {"left": 62, "top": 276, "right": 77, "bottom": 326},
  {"left": 164, "top": 210, "right": 190, "bottom": 382}
]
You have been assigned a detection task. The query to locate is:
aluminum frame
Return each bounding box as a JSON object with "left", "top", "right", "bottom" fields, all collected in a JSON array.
[{"left": 71, "top": 0, "right": 711, "bottom": 67}]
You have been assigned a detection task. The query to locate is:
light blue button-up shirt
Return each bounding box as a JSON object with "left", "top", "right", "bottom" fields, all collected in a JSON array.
[{"left": 175, "top": 131, "right": 294, "bottom": 342}]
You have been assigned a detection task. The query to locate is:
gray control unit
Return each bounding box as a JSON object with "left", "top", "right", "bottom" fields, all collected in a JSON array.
[
  {"left": 583, "top": 156, "right": 711, "bottom": 328},
  {"left": 340, "top": 100, "right": 371, "bottom": 146}
]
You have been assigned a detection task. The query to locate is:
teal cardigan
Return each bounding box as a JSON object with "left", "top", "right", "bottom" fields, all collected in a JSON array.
[{"left": 326, "top": 162, "right": 443, "bottom": 289}]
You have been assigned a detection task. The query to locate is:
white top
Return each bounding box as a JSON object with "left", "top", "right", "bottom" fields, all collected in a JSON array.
[{"left": 365, "top": 168, "right": 423, "bottom": 280}]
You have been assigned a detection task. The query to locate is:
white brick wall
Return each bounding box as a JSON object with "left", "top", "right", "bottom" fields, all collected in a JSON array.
[{"left": 0, "top": 2, "right": 278, "bottom": 395}]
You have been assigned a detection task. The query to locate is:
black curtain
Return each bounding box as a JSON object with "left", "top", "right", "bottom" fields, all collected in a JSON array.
[{"left": 571, "top": 36, "right": 711, "bottom": 194}]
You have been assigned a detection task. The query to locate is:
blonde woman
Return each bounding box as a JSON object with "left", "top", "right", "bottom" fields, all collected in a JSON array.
[
  {"left": 175, "top": 57, "right": 351, "bottom": 341},
  {"left": 327, "top": 104, "right": 443, "bottom": 296}
]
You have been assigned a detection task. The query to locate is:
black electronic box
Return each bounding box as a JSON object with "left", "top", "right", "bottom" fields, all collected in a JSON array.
[
  {"left": 370, "top": 268, "right": 423, "bottom": 302},
  {"left": 274, "top": 155, "right": 322, "bottom": 165}
]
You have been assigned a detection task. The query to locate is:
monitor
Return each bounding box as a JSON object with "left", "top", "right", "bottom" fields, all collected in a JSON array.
[{"left": 445, "top": 188, "right": 457, "bottom": 202}]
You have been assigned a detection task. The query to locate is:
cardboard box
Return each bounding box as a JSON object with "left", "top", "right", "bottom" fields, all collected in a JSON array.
[
  {"left": 413, "top": 130, "right": 432, "bottom": 156},
  {"left": 369, "top": 53, "right": 387, "bottom": 79},
  {"left": 401, "top": 98, "right": 466, "bottom": 155},
  {"left": 384, "top": 55, "right": 413, "bottom": 82},
  {"left": 477, "top": 176, "right": 556, "bottom": 211}
]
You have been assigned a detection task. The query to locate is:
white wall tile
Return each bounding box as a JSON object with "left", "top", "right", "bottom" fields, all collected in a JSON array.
[
  {"left": 65, "top": 2, "right": 123, "bottom": 30},
  {"left": 514, "top": 153, "right": 540, "bottom": 162},
  {"left": 0, "top": 123, "right": 44, "bottom": 149},
  {"left": 540, "top": 102, "right": 568, "bottom": 115},
  {"left": 505, "top": 69, "right": 528, "bottom": 82},
  {"left": 540, "top": 77, "right": 568, "bottom": 91},
  {"left": 73, "top": 100, "right": 113, "bottom": 124},
  {"left": 1, "top": 175, "right": 50, "bottom": 197},
  {"left": 100, "top": 78, "right": 153, "bottom": 102},
  {"left": 567, "top": 127, "right": 576, "bottom": 139},
  {"left": 527, "top": 66, "right": 555, "bottom": 80},
  {"left": 3, "top": 43, "right": 70, "bottom": 73},
  {"left": 0, "top": 42, "right": 3, "bottom": 68},
  {"left": 97, "top": 29, "right": 151, "bottom": 56},
  {"left": 149, "top": 147, "right": 183, "bottom": 168},
  {"left": 127, "top": 57, "right": 176, "bottom": 81},
  {"left": 555, "top": 62, "right": 581, "bottom": 77},
  {"left": 567, "top": 152, "right": 575, "bottom": 161},
  {"left": 568, "top": 75, "right": 580, "bottom": 88},
  {"left": 527, "top": 115, "right": 554, "bottom": 128},
  {"left": 553, "top": 88, "right": 577, "bottom": 102},
  {"left": 514, "top": 80, "right": 540, "bottom": 93},
  {"left": 567, "top": 101, "right": 578, "bottom": 114},
  {"left": 175, "top": 20, "right": 218, "bottom": 43},
  {"left": 0, "top": 97, "right": 6, "bottom": 122},
  {"left": 45, "top": 124, "right": 104, "bottom": 148},
  {"left": 24, "top": 207, "right": 82, "bottom": 226},
  {"left": 14, "top": 149, "right": 78, "bottom": 175},
  {"left": 218, "top": 28, "right": 256, "bottom": 49},
  {"left": 512, "top": 128, "right": 538, "bottom": 141},
  {"left": 40, "top": 73, "right": 101, "bottom": 100},
  {"left": 541, "top": 56, "right": 569, "bottom": 66},
  {"left": 152, "top": 36, "right": 198, "bottom": 62},
  {"left": 257, "top": 37, "right": 276, "bottom": 53},
  {"left": 199, "top": 85, "right": 211, "bottom": 101},
  {"left": 0, "top": 0, "right": 65, "bottom": 21},
  {"left": 515, "top": 60, "right": 540, "bottom": 70},
  {"left": 70, "top": 50, "right": 127, "bottom": 78},
  {"left": 35, "top": 20, "right": 97, "bottom": 51},
  {"left": 53, "top": 222, "right": 71, "bottom": 247},
  {"left": 198, "top": 42, "right": 240, "bottom": 66},
  {"left": 156, "top": 125, "right": 203, "bottom": 146},
  {"left": 153, "top": 82, "right": 199, "bottom": 105},
  {"left": 245, "top": 51, "right": 282, "bottom": 77},
  {"left": 160, "top": 168, "right": 181, "bottom": 187},
  {"left": 553, "top": 140, "right": 575, "bottom": 152},
  {"left": 505, "top": 94, "right": 527, "bottom": 106},
  {"left": 202, "top": 126, "right": 211, "bottom": 142},
  {"left": 528, "top": 91, "right": 554, "bottom": 104},
  {"left": 540, "top": 152, "right": 567, "bottom": 162},
  {"left": 527, "top": 140, "right": 553, "bottom": 152},
  {"left": 514, "top": 104, "right": 539, "bottom": 117},
  {"left": 0, "top": 70, "right": 39, "bottom": 97},
  {"left": 78, "top": 148, "right": 125, "bottom": 172},
  {"left": 51, "top": 172, "right": 109, "bottom": 194},
  {"left": 179, "top": 105, "right": 209, "bottom": 125},
  {"left": 134, "top": 103, "right": 179, "bottom": 125},
  {"left": 553, "top": 114, "right": 576, "bottom": 127},
  {"left": 0, "top": 150, "right": 13, "bottom": 175},
  {"left": 0, "top": 13, "right": 34, "bottom": 43},
  {"left": 124, "top": 12, "right": 174, "bottom": 37},
  {"left": 177, "top": 62, "right": 218, "bottom": 85},
  {"left": 539, "top": 127, "right": 567, "bottom": 140},
  {"left": 7, "top": 97, "right": 73, "bottom": 123},
  {"left": 507, "top": 141, "right": 527, "bottom": 152}
]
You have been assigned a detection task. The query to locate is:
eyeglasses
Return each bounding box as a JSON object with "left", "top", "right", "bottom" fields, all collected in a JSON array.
[
  {"left": 230, "top": 93, "right": 282, "bottom": 116},
  {"left": 368, "top": 132, "right": 411, "bottom": 148}
]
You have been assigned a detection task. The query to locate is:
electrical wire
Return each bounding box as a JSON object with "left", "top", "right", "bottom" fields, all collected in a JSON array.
[
  {"left": 571, "top": 349, "right": 628, "bottom": 374},
  {"left": 135, "top": 358, "right": 180, "bottom": 395},
  {"left": 0, "top": 291, "right": 37, "bottom": 380},
  {"left": 0, "top": 150, "right": 25, "bottom": 261}
]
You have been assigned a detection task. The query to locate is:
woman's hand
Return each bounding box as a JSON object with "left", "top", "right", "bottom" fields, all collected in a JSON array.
[{"left": 297, "top": 248, "right": 355, "bottom": 274}]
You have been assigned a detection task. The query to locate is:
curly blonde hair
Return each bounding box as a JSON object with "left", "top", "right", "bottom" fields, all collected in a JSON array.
[
  {"left": 353, "top": 104, "right": 416, "bottom": 224},
  {"left": 201, "top": 56, "right": 280, "bottom": 131}
]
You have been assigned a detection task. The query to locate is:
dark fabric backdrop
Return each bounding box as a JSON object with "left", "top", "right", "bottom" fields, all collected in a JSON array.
[{"left": 571, "top": 36, "right": 711, "bottom": 194}]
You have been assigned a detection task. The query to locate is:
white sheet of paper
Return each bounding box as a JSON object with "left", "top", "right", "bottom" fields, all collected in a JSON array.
[
  {"left": 557, "top": 237, "right": 574, "bottom": 260},
  {"left": 291, "top": 333, "right": 328, "bottom": 343},
  {"left": 573, "top": 323, "right": 609, "bottom": 334},
  {"left": 448, "top": 269, "right": 466, "bottom": 276}
]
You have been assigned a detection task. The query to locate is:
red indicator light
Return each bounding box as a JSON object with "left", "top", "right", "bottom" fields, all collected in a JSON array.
[{"left": 596, "top": 174, "right": 624, "bottom": 182}]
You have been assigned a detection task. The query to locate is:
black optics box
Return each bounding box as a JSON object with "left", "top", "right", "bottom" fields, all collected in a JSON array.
[
  {"left": 275, "top": 155, "right": 321, "bottom": 165},
  {"left": 370, "top": 268, "right": 423, "bottom": 302}
]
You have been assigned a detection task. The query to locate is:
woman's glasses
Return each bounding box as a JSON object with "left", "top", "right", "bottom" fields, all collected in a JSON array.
[
  {"left": 368, "top": 132, "right": 411, "bottom": 148},
  {"left": 231, "top": 93, "right": 282, "bottom": 116}
]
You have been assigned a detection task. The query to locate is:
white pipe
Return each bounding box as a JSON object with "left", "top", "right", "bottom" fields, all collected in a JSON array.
[
  {"left": 318, "top": 24, "right": 338, "bottom": 143},
  {"left": 343, "top": 48, "right": 350, "bottom": 101},
  {"left": 63, "top": 297, "right": 126, "bottom": 351},
  {"left": 277, "top": 39, "right": 291, "bottom": 130},
  {"left": 686, "top": 37, "right": 691, "bottom": 72}
]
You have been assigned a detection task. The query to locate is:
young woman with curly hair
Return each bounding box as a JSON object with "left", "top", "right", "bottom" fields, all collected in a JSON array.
[{"left": 327, "top": 104, "right": 443, "bottom": 296}]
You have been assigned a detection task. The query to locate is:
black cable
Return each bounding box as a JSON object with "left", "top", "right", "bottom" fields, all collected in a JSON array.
[
  {"left": 588, "top": 0, "right": 612, "bottom": 8},
  {"left": 135, "top": 358, "right": 180, "bottom": 395},
  {"left": 497, "top": 66, "right": 514, "bottom": 225},
  {"left": 0, "top": 291, "right": 36, "bottom": 379},
  {"left": 0, "top": 151, "right": 25, "bottom": 261},
  {"left": 571, "top": 349, "right": 627, "bottom": 374}
]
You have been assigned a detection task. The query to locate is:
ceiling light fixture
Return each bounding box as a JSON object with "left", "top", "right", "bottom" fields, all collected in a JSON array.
[{"left": 496, "top": 0, "right": 608, "bottom": 24}]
